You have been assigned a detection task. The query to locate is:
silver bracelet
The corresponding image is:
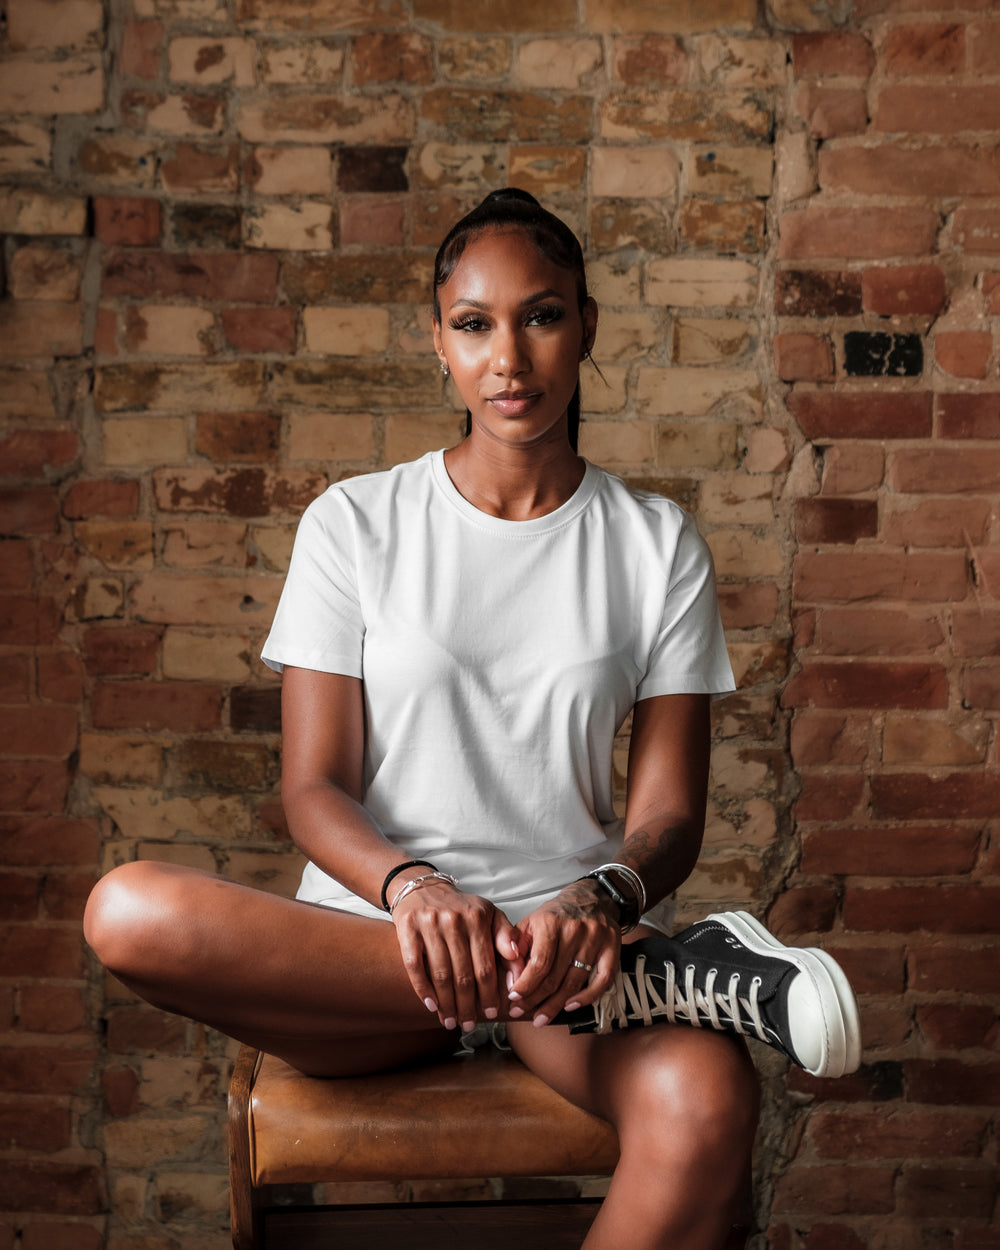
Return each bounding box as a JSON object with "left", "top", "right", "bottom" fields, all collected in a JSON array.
[
  {"left": 595, "top": 862, "right": 647, "bottom": 916},
  {"left": 389, "top": 870, "right": 460, "bottom": 914}
]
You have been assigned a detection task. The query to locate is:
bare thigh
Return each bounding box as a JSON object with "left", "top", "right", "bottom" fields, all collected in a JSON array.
[{"left": 84, "top": 860, "right": 460, "bottom": 1076}]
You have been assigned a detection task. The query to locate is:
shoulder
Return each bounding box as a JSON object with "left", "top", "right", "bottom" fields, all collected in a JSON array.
[
  {"left": 591, "top": 465, "right": 697, "bottom": 544},
  {"left": 301, "top": 452, "right": 439, "bottom": 528}
]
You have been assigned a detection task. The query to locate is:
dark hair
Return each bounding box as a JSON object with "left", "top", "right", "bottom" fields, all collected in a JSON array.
[{"left": 433, "top": 189, "right": 590, "bottom": 451}]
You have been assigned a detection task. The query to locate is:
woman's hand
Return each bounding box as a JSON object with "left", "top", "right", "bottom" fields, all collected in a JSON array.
[
  {"left": 505, "top": 880, "right": 621, "bottom": 1027},
  {"left": 391, "top": 880, "right": 521, "bottom": 1033}
]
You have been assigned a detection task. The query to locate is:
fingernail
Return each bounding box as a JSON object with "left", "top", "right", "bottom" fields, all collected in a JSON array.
[
  {"left": 508, "top": 989, "right": 521, "bottom": 1001},
  {"left": 505, "top": 970, "right": 514, "bottom": 992},
  {"left": 424, "top": 997, "right": 438, "bottom": 1013},
  {"left": 533, "top": 1014, "right": 550, "bottom": 1029},
  {"left": 462, "top": 1020, "right": 475, "bottom": 1033},
  {"left": 565, "top": 1001, "right": 580, "bottom": 1012},
  {"left": 443, "top": 1017, "right": 457, "bottom": 1031},
  {"left": 509, "top": 1005, "right": 524, "bottom": 1018},
  {"left": 485, "top": 1007, "right": 498, "bottom": 1020}
]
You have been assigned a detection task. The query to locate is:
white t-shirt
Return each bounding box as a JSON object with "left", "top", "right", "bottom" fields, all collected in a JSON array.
[{"left": 262, "top": 450, "right": 735, "bottom": 924}]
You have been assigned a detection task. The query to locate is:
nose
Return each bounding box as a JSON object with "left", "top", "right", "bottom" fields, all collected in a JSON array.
[{"left": 491, "top": 323, "right": 529, "bottom": 378}]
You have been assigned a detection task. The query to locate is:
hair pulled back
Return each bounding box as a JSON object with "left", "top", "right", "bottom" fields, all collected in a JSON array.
[{"left": 433, "top": 189, "right": 591, "bottom": 450}]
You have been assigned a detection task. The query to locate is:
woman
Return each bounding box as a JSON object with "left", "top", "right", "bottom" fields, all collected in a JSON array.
[{"left": 85, "top": 189, "right": 859, "bottom": 1250}]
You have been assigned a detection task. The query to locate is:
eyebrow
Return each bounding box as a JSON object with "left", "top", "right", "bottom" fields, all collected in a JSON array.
[{"left": 448, "top": 288, "right": 566, "bottom": 310}]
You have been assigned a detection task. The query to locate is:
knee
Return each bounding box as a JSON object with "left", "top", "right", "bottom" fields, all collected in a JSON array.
[
  {"left": 620, "top": 1032, "right": 759, "bottom": 1167},
  {"left": 84, "top": 860, "right": 181, "bottom": 977}
]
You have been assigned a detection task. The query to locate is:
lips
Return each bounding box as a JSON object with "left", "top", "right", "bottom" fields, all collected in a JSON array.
[{"left": 488, "top": 390, "right": 541, "bottom": 417}]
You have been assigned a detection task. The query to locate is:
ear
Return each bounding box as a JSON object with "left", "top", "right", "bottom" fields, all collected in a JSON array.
[
  {"left": 432, "top": 318, "right": 445, "bottom": 365},
  {"left": 581, "top": 297, "right": 598, "bottom": 358}
]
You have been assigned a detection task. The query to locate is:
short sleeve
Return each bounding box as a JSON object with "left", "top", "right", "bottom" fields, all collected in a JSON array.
[
  {"left": 261, "top": 491, "right": 364, "bottom": 677},
  {"left": 635, "top": 513, "right": 735, "bottom": 702}
]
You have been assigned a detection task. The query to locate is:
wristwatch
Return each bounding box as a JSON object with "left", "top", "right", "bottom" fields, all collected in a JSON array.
[{"left": 584, "top": 867, "right": 640, "bottom": 934}]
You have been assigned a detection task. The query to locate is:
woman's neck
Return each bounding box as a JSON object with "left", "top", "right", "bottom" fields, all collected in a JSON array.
[{"left": 443, "top": 433, "right": 585, "bottom": 522}]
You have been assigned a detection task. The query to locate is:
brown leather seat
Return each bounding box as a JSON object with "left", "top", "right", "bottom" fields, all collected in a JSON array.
[{"left": 229, "top": 1043, "right": 619, "bottom": 1249}]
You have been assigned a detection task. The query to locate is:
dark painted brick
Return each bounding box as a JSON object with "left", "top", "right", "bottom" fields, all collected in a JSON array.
[{"left": 843, "top": 331, "right": 923, "bottom": 377}]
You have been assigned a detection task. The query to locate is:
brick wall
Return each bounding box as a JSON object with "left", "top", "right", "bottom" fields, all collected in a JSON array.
[{"left": 1, "top": 0, "right": 997, "bottom": 1246}]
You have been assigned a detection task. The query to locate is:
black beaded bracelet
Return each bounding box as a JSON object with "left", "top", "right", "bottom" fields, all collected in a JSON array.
[{"left": 380, "top": 859, "right": 437, "bottom": 912}]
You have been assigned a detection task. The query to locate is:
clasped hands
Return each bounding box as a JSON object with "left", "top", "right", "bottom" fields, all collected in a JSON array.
[{"left": 391, "top": 878, "right": 621, "bottom": 1034}]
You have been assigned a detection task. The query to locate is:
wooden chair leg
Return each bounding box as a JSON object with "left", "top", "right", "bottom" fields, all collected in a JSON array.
[{"left": 229, "top": 1045, "right": 262, "bottom": 1250}]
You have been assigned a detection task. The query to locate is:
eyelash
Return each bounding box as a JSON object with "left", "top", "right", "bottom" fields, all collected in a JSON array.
[{"left": 449, "top": 304, "right": 565, "bottom": 333}]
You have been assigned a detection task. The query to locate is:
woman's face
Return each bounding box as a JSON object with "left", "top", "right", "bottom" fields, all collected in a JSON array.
[{"left": 433, "top": 227, "right": 597, "bottom": 450}]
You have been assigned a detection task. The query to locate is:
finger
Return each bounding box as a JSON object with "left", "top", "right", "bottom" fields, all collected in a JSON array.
[
  {"left": 438, "top": 913, "right": 481, "bottom": 1032},
  {"left": 562, "top": 945, "right": 618, "bottom": 1012},
  {"left": 419, "top": 923, "right": 461, "bottom": 1031},
  {"left": 530, "top": 947, "right": 602, "bottom": 1025},
  {"left": 493, "top": 914, "right": 521, "bottom": 964},
  {"left": 394, "top": 917, "right": 445, "bottom": 1018},
  {"left": 470, "top": 921, "right": 503, "bottom": 1021}
]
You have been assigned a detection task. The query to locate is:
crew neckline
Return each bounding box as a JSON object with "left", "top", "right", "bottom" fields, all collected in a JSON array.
[{"left": 430, "top": 449, "right": 601, "bottom": 537}]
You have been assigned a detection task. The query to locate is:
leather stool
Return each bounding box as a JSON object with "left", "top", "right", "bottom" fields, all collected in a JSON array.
[{"left": 228, "top": 1041, "right": 619, "bottom": 1250}]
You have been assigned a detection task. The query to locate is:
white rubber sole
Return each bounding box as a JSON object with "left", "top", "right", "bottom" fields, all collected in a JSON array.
[{"left": 707, "top": 910, "right": 862, "bottom": 1079}]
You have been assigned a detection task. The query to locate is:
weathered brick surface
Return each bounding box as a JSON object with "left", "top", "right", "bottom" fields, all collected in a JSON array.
[{"left": 1, "top": 2, "right": 997, "bottom": 1247}]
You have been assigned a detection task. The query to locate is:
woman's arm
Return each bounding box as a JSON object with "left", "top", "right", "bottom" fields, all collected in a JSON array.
[
  {"left": 280, "top": 665, "right": 519, "bottom": 1030},
  {"left": 507, "top": 692, "right": 712, "bottom": 1023}
]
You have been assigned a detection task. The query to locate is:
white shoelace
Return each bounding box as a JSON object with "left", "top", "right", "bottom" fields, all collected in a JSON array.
[{"left": 593, "top": 953, "right": 767, "bottom": 1040}]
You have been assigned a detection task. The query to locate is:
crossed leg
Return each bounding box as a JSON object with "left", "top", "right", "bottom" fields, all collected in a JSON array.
[{"left": 86, "top": 860, "right": 759, "bottom": 1247}]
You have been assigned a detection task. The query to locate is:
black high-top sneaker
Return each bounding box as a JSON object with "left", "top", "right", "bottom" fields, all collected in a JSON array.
[{"left": 554, "top": 910, "right": 861, "bottom": 1079}]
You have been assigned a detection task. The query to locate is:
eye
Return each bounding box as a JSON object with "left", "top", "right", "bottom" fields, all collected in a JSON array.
[
  {"left": 524, "top": 303, "right": 564, "bottom": 327},
  {"left": 449, "top": 314, "right": 489, "bottom": 333}
]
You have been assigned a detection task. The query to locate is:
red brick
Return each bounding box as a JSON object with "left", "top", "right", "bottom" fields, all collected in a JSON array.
[
  {"left": 0, "top": 596, "right": 62, "bottom": 646},
  {"left": 717, "top": 582, "right": 779, "bottom": 630},
  {"left": 351, "top": 32, "right": 433, "bottom": 84},
  {"left": 43, "top": 872, "right": 96, "bottom": 922},
  {"left": 120, "top": 19, "right": 163, "bottom": 78},
  {"left": 0, "top": 815, "right": 100, "bottom": 866},
  {"left": 21, "top": 1225, "right": 102, "bottom": 1250},
  {"left": 339, "top": 198, "right": 405, "bottom": 246},
  {"left": 788, "top": 1061, "right": 903, "bottom": 1106},
  {"left": 808, "top": 1108, "right": 987, "bottom": 1159},
  {"left": 0, "top": 925, "right": 84, "bottom": 976},
  {"left": 195, "top": 411, "right": 280, "bottom": 463},
  {"left": 613, "top": 35, "right": 689, "bottom": 87},
  {"left": 897, "top": 1165, "right": 995, "bottom": 1219},
  {"left": 772, "top": 1165, "right": 894, "bottom": 1216},
  {"left": 775, "top": 334, "right": 834, "bottom": 381},
  {"left": 890, "top": 447, "right": 1000, "bottom": 494},
  {"left": 795, "top": 499, "right": 877, "bottom": 544},
  {"left": 38, "top": 651, "right": 85, "bottom": 703},
  {"left": 782, "top": 661, "right": 948, "bottom": 710},
  {"left": 776, "top": 270, "right": 862, "bottom": 316},
  {"left": 905, "top": 1058, "right": 1000, "bottom": 1107},
  {"left": 799, "top": 1227, "right": 866, "bottom": 1250},
  {"left": 0, "top": 1101, "right": 72, "bottom": 1152},
  {"left": 0, "top": 541, "right": 33, "bottom": 591},
  {"left": 0, "top": 705, "right": 78, "bottom": 756},
  {"left": 844, "top": 886, "right": 1000, "bottom": 934},
  {"left": 917, "top": 1003, "right": 997, "bottom": 1050},
  {"left": 878, "top": 86, "right": 1000, "bottom": 134},
  {"left": 954, "top": 208, "right": 1000, "bottom": 256},
  {"left": 882, "top": 499, "right": 991, "bottom": 548},
  {"left": 884, "top": 23, "right": 965, "bottom": 75},
  {"left": 861, "top": 264, "right": 946, "bottom": 316},
  {"left": 801, "top": 826, "right": 979, "bottom": 877},
  {"left": 796, "top": 85, "right": 868, "bottom": 139},
  {"left": 102, "top": 250, "right": 279, "bottom": 301},
  {"left": 787, "top": 391, "right": 931, "bottom": 439},
  {"left": 82, "top": 625, "right": 161, "bottom": 675},
  {"left": 160, "top": 142, "right": 239, "bottom": 193},
  {"left": 0, "top": 429, "right": 79, "bottom": 477},
  {"left": 0, "top": 872, "right": 39, "bottom": 919},
  {"left": 935, "top": 331, "right": 992, "bottom": 379},
  {"left": 815, "top": 607, "right": 944, "bottom": 656},
  {"left": 0, "top": 654, "right": 31, "bottom": 701},
  {"left": 766, "top": 885, "right": 841, "bottom": 937},
  {"left": 220, "top": 307, "right": 297, "bottom": 354},
  {"left": 952, "top": 609, "right": 1000, "bottom": 658},
  {"left": 792, "top": 32, "right": 875, "bottom": 77},
  {"left": 828, "top": 944, "right": 904, "bottom": 995},
  {"left": 63, "top": 478, "right": 139, "bottom": 519},
  {"left": 0, "top": 486, "right": 60, "bottom": 535},
  {"left": 94, "top": 196, "right": 161, "bottom": 246},
  {"left": 101, "top": 1065, "right": 140, "bottom": 1116},
  {"left": 91, "top": 681, "right": 222, "bottom": 732},
  {"left": 957, "top": 1232, "right": 1000, "bottom": 1250},
  {"left": 779, "top": 207, "right": 939, "bottom": 260},
  {"left": 963, "top": 667, "right": 1000, "bottom": 710},
  {"left": 794, "top": 552, "right": 967, "bottom": 604},
  {"left": 793, "top": 772, "right": 866, "bottom": 823},
  {"left": 0, "top": 1163, "right": 103, "bottom": 1215},
  {"left": 106, "top": 1005, "right": 187, "bottom": 1054},
  {"left": 790, "top": 712, "right": 870, "bottom": 766},
  {"left": 821, "top": 144, "right": 1000, "bottom": 197},
  {"left": 0, "top": 760, "right": 70, "bottom": 812},
  {"left": 873, "top": 772, "right": 1000, "bottom": 821},
  {"left": 19, "top": 985, "right": 88, "bottom": 1033},
  {"left": 936, "top": 393, "right": 1000, "bottom": 439}
]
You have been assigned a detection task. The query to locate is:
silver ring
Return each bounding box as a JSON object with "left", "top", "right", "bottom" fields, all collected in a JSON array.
[{"left": 571, "top": 959, "right": 593, "bottom": 972}]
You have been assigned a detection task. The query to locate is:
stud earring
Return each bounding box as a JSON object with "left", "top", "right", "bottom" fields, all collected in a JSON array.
[{"left": 440, "top": 361, "right": 450, "bottom": 378}]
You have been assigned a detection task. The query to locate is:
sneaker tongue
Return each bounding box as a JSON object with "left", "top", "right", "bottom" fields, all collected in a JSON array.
[{"left": 665, "top": 925, "right": 792, "bottom": 1000}]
